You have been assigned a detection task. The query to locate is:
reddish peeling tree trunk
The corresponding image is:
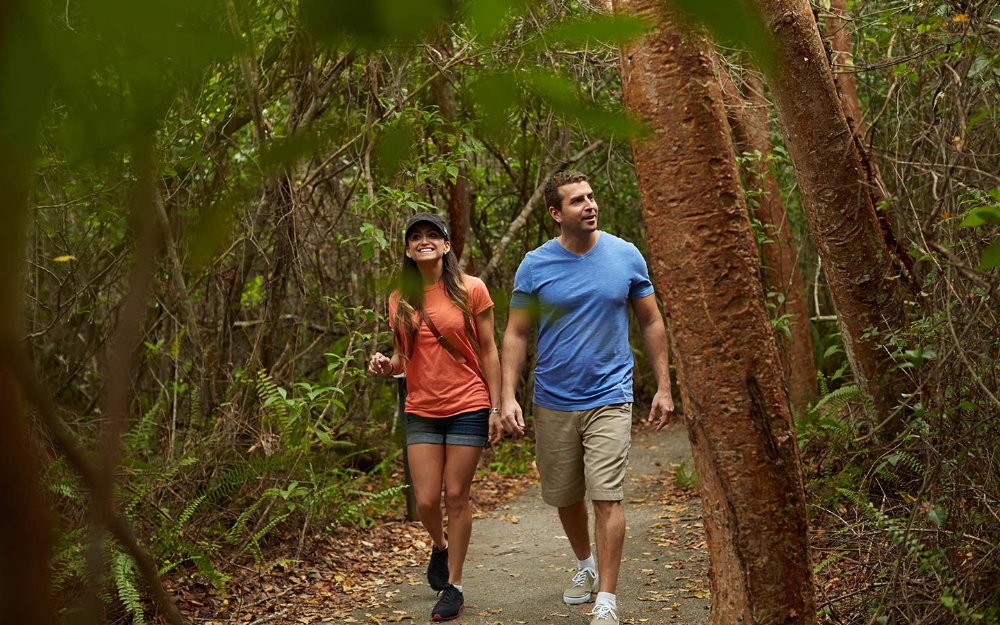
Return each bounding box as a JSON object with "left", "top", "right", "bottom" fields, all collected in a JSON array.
[
  {"left": 747, "top": 0, "right": 909, "bottom": 424},
  {"left": 718, "top": 67, "right": 818, "bottom": 417},
  {"left": 614, "top": 1, "right": 817, "bottom": 622},
  {"left": 823, "top": 0, "right": 864, "bottom": 136}
]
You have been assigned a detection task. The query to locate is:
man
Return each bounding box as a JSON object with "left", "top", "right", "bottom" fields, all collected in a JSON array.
[{"left": 499, "top": 170, "right": 675, "bottom": 625}]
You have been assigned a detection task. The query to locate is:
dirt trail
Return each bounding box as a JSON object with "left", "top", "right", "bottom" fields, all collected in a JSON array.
[{"left": 346, "top": 423, "right": 709, "bottom": 625}]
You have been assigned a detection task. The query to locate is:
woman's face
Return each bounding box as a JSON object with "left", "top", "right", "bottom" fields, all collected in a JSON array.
[{"left": 405, "top": 223, "right": 451, "bottom": 264}]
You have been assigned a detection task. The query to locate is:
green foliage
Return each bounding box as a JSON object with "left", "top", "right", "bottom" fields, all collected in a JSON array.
[
  {"left": 957, "top": 187, "right": 1000, "bottom": 270},
  {"left": 111, "top": 549, "right": 145, "bottom": 625},
  {"left": 487, "top": 441, "right": 535, "bottom": 476},
  {"left": 673, "top": 460, "right": 697, "bottom": 489}
]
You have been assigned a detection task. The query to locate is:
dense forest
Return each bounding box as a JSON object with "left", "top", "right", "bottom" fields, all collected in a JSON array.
[{"left": 0, "top": 0, "right": 997, "bottom": 623}]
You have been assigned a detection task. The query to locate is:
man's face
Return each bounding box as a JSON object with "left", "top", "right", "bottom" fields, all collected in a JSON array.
[{"left": 550, "top": 181, "right": 598, "bottom": 234}]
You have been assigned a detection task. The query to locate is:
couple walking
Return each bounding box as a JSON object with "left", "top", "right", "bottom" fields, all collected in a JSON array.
[{"left": 367, "top": 171, "right": 675, "bottom": 624}]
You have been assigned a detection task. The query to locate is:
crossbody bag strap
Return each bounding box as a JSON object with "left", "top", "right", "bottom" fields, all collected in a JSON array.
[{"left": 417, "top": 306, "right": 467, "bottom": 364}]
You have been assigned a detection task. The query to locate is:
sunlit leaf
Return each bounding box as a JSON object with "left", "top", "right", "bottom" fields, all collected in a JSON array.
[{"left": 52, "top": 255, "right": 77, "bottom": 263}]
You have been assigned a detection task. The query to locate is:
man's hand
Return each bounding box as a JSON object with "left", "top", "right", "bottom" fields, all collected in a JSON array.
[
  {"left": 647, "top": 388, "right": 675, "bottom": 431},
  {"left": 499, "top": 400, "right": 526, "bottom": 439},
  {"left": 367, "top": 352, "right": 393, "bottom": 376}
]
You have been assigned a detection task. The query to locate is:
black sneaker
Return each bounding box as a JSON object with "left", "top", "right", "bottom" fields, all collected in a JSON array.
[
  {"left": 431, "top": 585, "right": 464, "bottom": 622},
  {"left": 427, "top": 539, "right": 449, "bottom": 591}
]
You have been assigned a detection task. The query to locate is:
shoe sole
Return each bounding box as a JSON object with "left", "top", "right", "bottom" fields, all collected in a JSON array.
[
  {"left": 563, "top": 591, "right": 593, "bottom": 605},
  {"left": 432, "top": 605, "right": 464, "bottom": 621}
]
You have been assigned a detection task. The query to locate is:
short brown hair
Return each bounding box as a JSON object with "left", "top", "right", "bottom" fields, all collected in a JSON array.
[{"left": 544, "top": 170, "right": 589, "bottom": 211}]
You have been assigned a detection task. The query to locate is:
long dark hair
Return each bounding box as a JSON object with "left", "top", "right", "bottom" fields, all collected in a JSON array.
[{"left": 393, "top": 247, "right": 479, "bottom": 362}]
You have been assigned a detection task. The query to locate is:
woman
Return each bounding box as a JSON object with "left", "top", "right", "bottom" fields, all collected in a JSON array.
[{"left": 368, "top": 212, "right": 502, "bottom": 622}]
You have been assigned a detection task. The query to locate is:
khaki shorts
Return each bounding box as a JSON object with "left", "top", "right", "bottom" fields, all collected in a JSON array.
[{"left": 532, "top": 403, "right": 632, "bottom": 507}]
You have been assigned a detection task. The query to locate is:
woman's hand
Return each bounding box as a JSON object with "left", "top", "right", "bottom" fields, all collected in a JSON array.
[
  {"left": 368, "top": 352, "right": 394, "bottom": 376},
  {"left": 488, "top": 408, "right": 503, "bottom": 445}
]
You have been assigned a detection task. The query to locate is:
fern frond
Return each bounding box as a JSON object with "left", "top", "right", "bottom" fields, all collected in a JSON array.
[{"left": 112, "top": 550, "right": 145, "bottom": 625}]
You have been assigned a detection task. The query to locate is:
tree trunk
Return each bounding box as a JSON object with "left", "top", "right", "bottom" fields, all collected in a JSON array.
[
  {"left": 614, "top": 1, "right": 817, "bottom": 622},
  {"left": 822, "top": 0, "right": 864, "bottom": 136},
  {"left": 747, "top": 0, "right": 909, "bottom": 424},
  {"left": 0, "top": 2, "right": 56, "bottom": 619},
  {"left": 718, "top": 67, "right": 818, "bottom": 417},
  {"left": 431, "top": 32, "right": 474, "bottom": 265},
  {"left": 0, "top": 370, "right": 57, "bottom": 625}
]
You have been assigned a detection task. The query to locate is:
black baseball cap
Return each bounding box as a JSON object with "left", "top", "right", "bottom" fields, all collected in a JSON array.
[{"left": 404, "top": 212, "right": 450, "bottom": 239}]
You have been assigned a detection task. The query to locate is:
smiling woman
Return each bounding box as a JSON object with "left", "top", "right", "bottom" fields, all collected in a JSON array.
[{"left": 366, "top": 212, "right": 503, "bottom": 622}]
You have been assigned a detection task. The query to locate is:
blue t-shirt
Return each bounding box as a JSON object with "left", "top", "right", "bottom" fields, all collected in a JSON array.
[{"left": 510, "top": 232, "right": 654, "bottom": 411}]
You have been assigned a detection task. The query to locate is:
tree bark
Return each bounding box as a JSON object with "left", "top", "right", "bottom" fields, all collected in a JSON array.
[
  {"left": 718, "top": 67, "right": 818, "bottom": 417},
  {"left": 746, "top": 0, "right": 909, "bottom": 424},
  {"left": 822, "top": 0, "right": 864, "bottom": 136},
  {"left": 0, "top": 370, "right": 57, "bottom": 625},
  {"left": 0, "top": 2, "right": 57, "bottom": 620},
  {"left": 431, "top": 32, "right": 474, "bottom": 266},
  {"left": 614, "top": 1, "right": 817, "bottom": 622}
]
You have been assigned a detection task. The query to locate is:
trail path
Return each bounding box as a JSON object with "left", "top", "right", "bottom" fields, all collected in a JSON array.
[{"left": 346, "top": 423, "right": 709, "bottom": 625}]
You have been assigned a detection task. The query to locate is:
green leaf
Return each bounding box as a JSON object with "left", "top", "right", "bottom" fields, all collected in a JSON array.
[
  {"left": 663, "top": 0, "right": 773, "bottom": 65},
  {"left": 375, "top": 121, "right": 416, "bottom": 177},
  {"left": 541, "top": 14, "right": 652, "bottom": 48},
  {"left": 260, "top": 133, "right": 323, "bottom": 172},
  {"left": 926, "top": 506, "right": 947, "bottom": 528},
  {"left": 519, "top": 70, "right": 647, "bottom": 138},
  {"left": 977, "top": 238, "right": 1000, "bottom": 270},
  {"left": 465, "top": 0, "right": 523, "bottom": 40},
  {"left": 958, "top": 204, "right": 1000, "bottom": 227},
  {"left": 467, "top": 72, "right": 520, "bottom": 139},
  {"left": 300, "top": 0, "right": 449, "bottom": 47}
]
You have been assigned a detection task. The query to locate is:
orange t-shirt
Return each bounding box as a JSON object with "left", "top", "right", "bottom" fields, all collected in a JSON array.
[{"left": 389, "top": 274, "right": 494, "bottom": 418}]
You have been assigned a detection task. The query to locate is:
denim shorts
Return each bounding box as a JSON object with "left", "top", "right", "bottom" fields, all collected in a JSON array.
[{"left": 405, "top": 409, "right": 490, "bottom": 447}]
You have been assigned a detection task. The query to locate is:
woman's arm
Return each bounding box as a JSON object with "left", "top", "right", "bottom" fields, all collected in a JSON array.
[{"left": 368, "top": 333, "right": 405, "bottom": 376}]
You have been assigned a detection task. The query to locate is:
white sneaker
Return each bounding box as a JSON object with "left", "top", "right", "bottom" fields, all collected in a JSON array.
[
  {"left": 589, "top": 603, "right": 620, "bottom": 624},
  {"left": 562, "top": 568, "right": 598, "bottom": 605}
]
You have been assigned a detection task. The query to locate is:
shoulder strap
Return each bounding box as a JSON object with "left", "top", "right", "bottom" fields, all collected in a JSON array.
[{"left": 417, "top": 307, "right": 467, "bottom": 364}]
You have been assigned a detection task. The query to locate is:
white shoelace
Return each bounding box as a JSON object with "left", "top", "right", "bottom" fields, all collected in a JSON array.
[
  {"left": 571, "top": 568, "right": 595, "bottom": 587},
  {"left": 590, "top": 604, "right": 617, "bottom": 621}
]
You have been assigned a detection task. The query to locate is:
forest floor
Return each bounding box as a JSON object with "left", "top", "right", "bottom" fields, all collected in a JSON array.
[{"left": 165, "top": 423, "right": 709, "bottom": 625}]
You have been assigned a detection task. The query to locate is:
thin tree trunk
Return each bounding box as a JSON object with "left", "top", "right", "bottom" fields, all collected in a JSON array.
[
  {"left": 823, "top": 0, "right": 864, "bottom": 136},
  {"left": 719, "top": 66, "right": 818, "bottom": 417},
  {"left": 747, "top": 0, "right": 909, "bottom": 425},
  {"left": 614, "top": 1, "right": 817, "bottom": 622},
  {"left": 431, "top": 32, "right": 474, "bottom": 266}
]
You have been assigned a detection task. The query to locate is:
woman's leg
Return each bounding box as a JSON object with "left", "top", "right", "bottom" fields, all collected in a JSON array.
[
  {"left": 407, "top": 443, "right": 447, "bottom": 548},
  {"left": 441, "top": 444, "right": 484, "bottom": 585}
]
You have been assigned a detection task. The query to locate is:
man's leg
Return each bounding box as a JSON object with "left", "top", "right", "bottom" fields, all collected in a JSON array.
[
  {"left": 592, "top": 500, "right": 625, "bottom": 593},
  {"left": 557, "top": 499, "right": 592, "bottom": 560}
]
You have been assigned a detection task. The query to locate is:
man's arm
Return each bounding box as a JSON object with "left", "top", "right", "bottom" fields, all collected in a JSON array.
[
  {"left": 499, "top": 307, "right": 533, "bottom": 437},
  {"left": 630, "top": 293, "right": 675, "bottom": 430}
]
